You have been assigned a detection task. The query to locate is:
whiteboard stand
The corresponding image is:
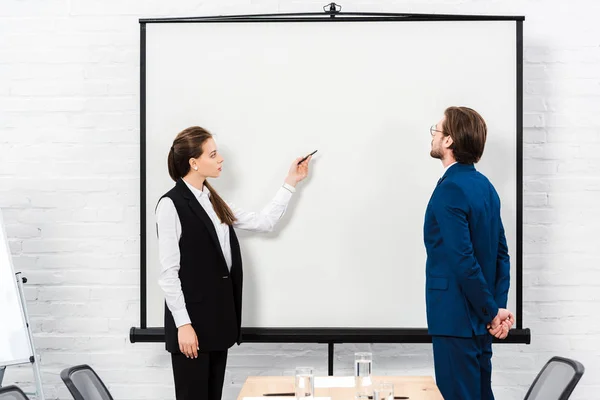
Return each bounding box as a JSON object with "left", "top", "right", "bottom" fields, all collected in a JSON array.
[{"left": 0, "top": 273, "right": 45, "bottom": 400}]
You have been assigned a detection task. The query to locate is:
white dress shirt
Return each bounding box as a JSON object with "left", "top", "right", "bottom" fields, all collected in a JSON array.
[{"left": 156, "top": 180, "right": 296, "bottom": 328}]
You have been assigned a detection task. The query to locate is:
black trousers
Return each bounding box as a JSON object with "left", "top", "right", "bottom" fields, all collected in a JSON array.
[{"left": 171, "top": 350, "right": 228, "bottom": 400}]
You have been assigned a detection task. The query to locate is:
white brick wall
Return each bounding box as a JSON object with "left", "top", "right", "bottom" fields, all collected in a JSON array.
[{"left": 1, "top": 1, "right": 599, "bottom": 399}]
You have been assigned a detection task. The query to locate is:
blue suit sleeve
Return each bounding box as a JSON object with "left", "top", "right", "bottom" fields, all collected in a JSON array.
[
  {"left": 494, "top": 218, "right": 510, "bottom": 309},
  {"left": 432, "top": 182, "right": 499, "bottom": 324}
]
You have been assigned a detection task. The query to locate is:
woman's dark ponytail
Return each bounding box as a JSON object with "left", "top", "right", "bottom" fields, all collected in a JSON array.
[{"left": 167, "top": 145, "right": 180, "bottom": 181}]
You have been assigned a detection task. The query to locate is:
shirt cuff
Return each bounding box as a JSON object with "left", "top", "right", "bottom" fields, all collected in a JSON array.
[
  {"left": 171, "top": 308, "right": 192, "bottom": 328},
  {"left": 282, "top": 183, "right": 296, "bottom": 193}
]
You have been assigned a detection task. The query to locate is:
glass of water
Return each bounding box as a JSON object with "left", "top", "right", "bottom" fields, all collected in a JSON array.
[
  {"left": 295, "top": 367, "right": 314, "bottom": 399},
  {"left": 373, "top": 382, "right": 394, "bottom": 400},
  {"left": 354, "top": 352, "right": 373, "bottom": 399}
]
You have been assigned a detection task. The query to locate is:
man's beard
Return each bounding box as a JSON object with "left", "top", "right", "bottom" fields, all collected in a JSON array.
[{"left": 430, "top": 146, "right": 443, "bottom": 159}]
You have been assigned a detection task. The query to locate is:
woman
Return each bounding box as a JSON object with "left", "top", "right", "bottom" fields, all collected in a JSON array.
[{"left": 155, "top": 126, "right": 311, "bottom": 400}]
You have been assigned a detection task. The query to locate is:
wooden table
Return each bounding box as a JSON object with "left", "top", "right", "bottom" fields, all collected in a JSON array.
[{"left": 237, "top": 376, "right": 443, "bottom": 399}]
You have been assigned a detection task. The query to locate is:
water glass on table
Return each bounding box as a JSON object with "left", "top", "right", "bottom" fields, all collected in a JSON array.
[
  {"left": 295, "top": 366, "right": 314, "bottom": 399},
  {"left": 373, "top": 381, "right": 394, "bottom": 400},
  {"left": 354, "top": 352, "right": 373, "bottom": 399}
]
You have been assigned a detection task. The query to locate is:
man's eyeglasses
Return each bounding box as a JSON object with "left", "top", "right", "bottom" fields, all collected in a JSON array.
[{"left": 430, "top": 125, "right": 443, "bottom": 136}]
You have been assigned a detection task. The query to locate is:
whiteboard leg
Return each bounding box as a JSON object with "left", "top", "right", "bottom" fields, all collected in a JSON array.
[
  {"left": 0, "top": 366, "right": 5, "bottom": 387},
  {"left": 31, "top": 360, "right": 44, "bottom": 400},
  {"left": 15, "top": 273, "right": 45, "bottom": 400}
]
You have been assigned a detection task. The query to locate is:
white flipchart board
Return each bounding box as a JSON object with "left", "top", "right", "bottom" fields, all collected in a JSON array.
[
  {"left": 142, "top": 19, "right": 519, "bottom": 329},
  {"left": 0, "top": 210, "right": 32, "bottom": 366}
]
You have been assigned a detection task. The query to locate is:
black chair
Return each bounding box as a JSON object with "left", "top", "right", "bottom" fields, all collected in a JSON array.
[
  {"left": 0, "top": 385, "right": 30, "bottom": 400},
  {"left": 524, "top": 356, "right": 585, "bottom": 400},
  {"left": 60, "top": 364, "right": 114, "bottom": 400}
]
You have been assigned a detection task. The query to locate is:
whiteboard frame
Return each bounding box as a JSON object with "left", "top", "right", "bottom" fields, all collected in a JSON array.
[{"left": 131, "top": 11, "right": 529, "bottom": 346}]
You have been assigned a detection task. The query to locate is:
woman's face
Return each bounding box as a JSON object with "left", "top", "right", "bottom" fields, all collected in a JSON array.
[{"left": 189, "top": 137, "right": 224, "bottom": 178}]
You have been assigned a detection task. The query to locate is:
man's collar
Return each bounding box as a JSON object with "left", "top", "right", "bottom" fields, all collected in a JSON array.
[{"left": 442, "top": 161, "right": 458, "bottom": 177}]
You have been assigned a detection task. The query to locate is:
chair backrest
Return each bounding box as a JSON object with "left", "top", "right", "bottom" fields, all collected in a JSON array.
[
  {"left": 524, "top": 356, "right": 585, "bottom": 400},
  {"left": 0, "top": 385, "right": 30, "bottom": 400},
  {"left": 60, "top": 364, "right": 114, "bottom": 400}
]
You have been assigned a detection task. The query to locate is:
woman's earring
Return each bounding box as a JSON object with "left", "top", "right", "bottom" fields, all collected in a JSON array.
[{"left": 193, "top": 166, "right": 198, "bottom": 171}]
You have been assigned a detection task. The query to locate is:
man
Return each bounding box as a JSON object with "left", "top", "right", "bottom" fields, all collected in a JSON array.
[{"left": 424, "top": 106, "right": 515, "bottom": 400}]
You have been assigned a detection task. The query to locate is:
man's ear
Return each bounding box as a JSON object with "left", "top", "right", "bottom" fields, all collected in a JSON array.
[{"left": 443, "top": 135, "right": 453, "bottom": 149}]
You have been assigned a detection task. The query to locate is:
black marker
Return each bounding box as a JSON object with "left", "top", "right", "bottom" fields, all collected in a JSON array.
[
  {"left": 263, "top": 392, "right": 295, "bottom": 396},
  {"left": 297, "top": 149, "right": 318, "bottom": 165}
]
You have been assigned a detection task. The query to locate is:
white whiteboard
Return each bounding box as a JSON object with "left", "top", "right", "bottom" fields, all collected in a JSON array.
[
  {"left": 0, "top": 209, "right": 32, "bottom": 366},
  {"left": 143, "top": 20, "right": 518, "bottom": 329}
]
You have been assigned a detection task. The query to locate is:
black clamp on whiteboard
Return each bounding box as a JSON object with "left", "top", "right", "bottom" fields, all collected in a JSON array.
[{"left": 323, "top": 2, "right": 341, "bottom": 17}]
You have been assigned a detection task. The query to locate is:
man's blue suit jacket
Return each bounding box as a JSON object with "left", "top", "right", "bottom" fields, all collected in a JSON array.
[{"left": 424, "top": 163, "right": 510, "bottom": 337}]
